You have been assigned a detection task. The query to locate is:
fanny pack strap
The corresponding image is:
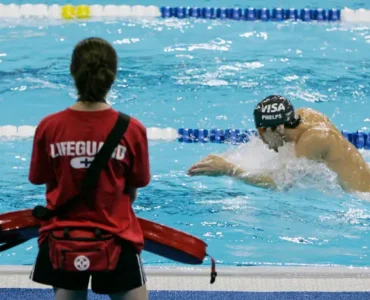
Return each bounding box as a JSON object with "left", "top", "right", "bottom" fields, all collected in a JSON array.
[{"left": 32, "top": 112, "right": 131, "bottom": 221}]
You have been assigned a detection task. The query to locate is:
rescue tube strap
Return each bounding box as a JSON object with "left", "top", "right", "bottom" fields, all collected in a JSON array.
[{"left": 207, "top": 254, "right": 217, "bottom": 284}]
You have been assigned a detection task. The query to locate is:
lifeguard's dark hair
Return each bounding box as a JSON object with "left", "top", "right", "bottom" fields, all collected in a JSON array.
[{"left": 70, "top": 37, "right": 117, "bottom": 102}]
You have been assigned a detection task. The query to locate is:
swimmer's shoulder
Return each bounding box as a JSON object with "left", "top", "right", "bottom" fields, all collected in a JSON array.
[
  {"left": 295, "top": 126, "right": 337, "bottom": 157},
  {"left": 299, "top": 126, "right": 338, "bottom": 143},
  {"left": 298, "top": 125, "right": 348, "bottom": 155},
  {"left": 296, "top": 107, "right": 327, "bottom": 118},
  {"left": 307, "top": 125, "right": 346, "bottom": 142},
  {"left": 295, "top": 107, "right": 307, "bottom": 115},
  {"left": 296, "top": 108, "right": 335, "bottom": 128},
  {"left": 296, "top": 107, "right": 315, "bottom": 114}
]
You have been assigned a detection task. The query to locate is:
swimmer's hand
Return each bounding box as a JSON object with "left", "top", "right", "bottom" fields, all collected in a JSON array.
[{"left": 187, "top": 154, "right": 235, "bottom": 176}]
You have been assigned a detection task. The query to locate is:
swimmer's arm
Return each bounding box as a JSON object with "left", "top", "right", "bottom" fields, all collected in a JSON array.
[
  {"left": 188, "top": 154, "right": 277, "bottom": 189},
  {"left": 228, "top": 166, "right": 277, "bottom": 189}
]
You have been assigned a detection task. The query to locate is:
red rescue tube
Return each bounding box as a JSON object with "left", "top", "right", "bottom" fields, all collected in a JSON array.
[{"left": 0, "top": 209, "right": 217, "bottom": 283}]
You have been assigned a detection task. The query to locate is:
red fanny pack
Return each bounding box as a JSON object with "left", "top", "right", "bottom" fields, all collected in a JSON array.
[{"left": 48, "top": 227, "right": 122, "bottom": 272}]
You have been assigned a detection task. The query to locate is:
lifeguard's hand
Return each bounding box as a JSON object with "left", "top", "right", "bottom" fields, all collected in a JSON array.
[{"left": 187, "top": 154, "right": 235, "bottom": 177}]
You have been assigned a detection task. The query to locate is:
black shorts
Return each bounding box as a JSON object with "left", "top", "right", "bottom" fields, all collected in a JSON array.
[{"left": 30, "top": 240, "right": 146, "bottom": 294}]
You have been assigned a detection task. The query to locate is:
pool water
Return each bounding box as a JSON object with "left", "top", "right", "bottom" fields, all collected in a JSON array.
[{"left": 0, "top": 0, "right": 370, "bottom": 267}]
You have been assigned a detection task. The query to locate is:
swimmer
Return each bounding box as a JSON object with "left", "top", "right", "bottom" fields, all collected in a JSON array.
[{"left": 188, "top": 95, "right": 370, "bottom": 193}]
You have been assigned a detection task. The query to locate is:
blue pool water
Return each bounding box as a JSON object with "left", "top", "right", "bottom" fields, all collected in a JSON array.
[{"left": 0, "top": 0, "right": 370, "bottom": 269}]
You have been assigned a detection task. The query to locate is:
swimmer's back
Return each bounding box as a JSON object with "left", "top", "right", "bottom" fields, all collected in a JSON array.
[{"left": 296, "top": 108, "right": 370, "bottom": 192}]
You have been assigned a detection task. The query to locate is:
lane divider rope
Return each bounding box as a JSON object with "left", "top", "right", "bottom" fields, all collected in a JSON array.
[
  {"left": 0, "top": 5, "right": 368, "bottom": 22},
  {"left": 1, "top": 125, "right": 369, "bottom": 149}
]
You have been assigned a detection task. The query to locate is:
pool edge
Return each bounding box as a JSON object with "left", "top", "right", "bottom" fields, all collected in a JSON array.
[{"left": 0, "top": 265, "right": 369, "bottom": 291}]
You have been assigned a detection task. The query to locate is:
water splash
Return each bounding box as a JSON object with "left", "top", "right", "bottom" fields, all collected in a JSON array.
[{"left": 222, "top": 136, "right": 349, "bottom": 195}]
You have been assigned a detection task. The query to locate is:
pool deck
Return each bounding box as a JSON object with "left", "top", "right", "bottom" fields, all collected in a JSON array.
[{"left": 0, "top": 265, "right": 369, "bottom": 291}]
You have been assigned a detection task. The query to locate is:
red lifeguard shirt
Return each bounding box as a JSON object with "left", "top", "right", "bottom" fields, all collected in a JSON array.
[{"left": 28, "top": 107, "right": 150, "bottom": 253}]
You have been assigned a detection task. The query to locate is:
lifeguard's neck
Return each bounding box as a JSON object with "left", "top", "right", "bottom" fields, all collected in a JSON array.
[{"left": 70, "top": 101, "right": 111, "bottom": 112}]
